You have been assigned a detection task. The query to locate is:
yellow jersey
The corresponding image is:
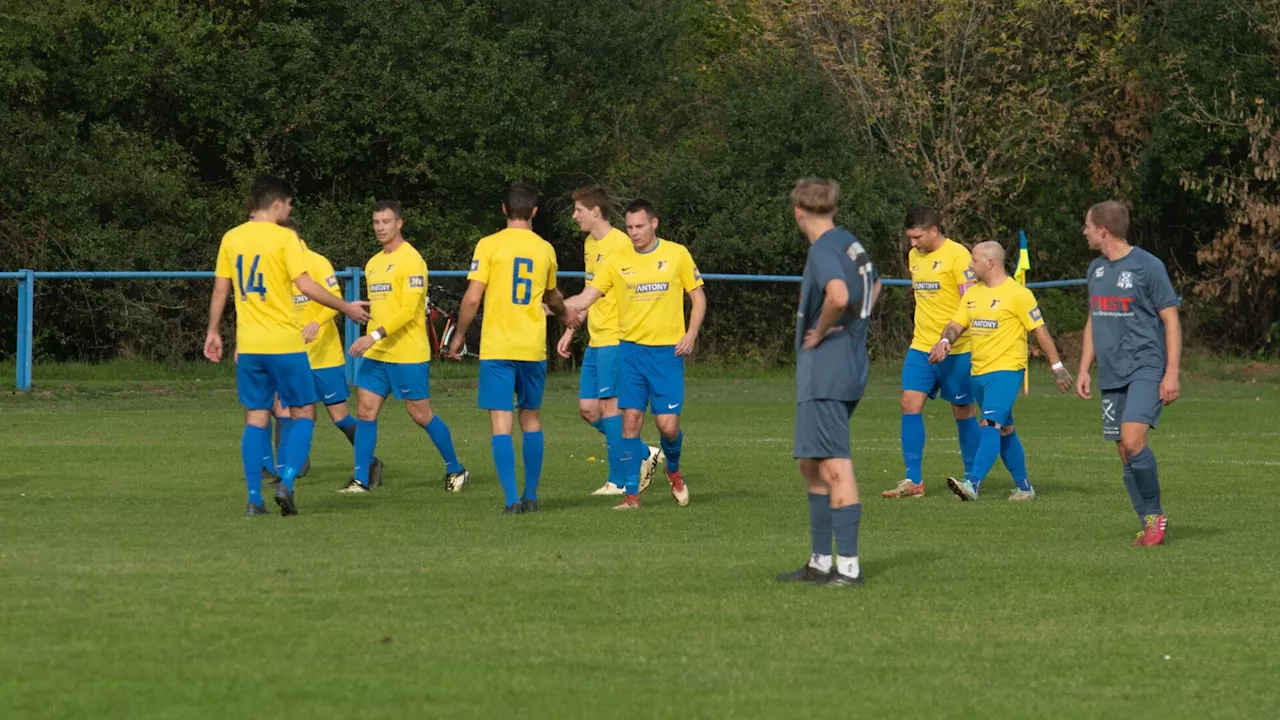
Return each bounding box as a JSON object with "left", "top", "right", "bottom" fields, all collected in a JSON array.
[
  {"left": 583, "top": 228, "right": 630, "bottom": 347},
  {"left": 952, "top": 279, "right": 1045, "bottom": 375},
  {"left": 467, "top": 227, "right": 559, "bottom": 361},
  {"left": 214, "top": 221, "right": 308, "bottom": 355},
  {"left": 292, "top": 247, "right": 344, "bottom": 370},
  {"left": 909, "top": 239, "right": 975, "bottom": 354},
  {"left": 591, "top": 239, "right": 703, "bottom": 347},
  {"left": 363, "top": 242, "right": 430, "bottom": 364}
]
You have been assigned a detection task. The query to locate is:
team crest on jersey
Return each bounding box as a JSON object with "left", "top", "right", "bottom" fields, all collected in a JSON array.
[
  {"left": 386, "top": 264, "right": 394, "bottom": 273},
  {"left": 469, "top": 259, "right": 479, "bottom": 272},
  {"left": 596, "top": 253, "right": 603, "bottom": 263},
  {"left": 409, "top": 275, "right": 424, "bottom": 288},
  {"left": 325, "top": 274, "right": 338, "bottom": 288},
  {"left": 989, "top": 298, "right": 1001, "bottom": 308},
  {"left": 933, "top": 261, "right": 943, "bottom": 270},
  {"left": 657, "top": 260, "right": 668, "bottom": 271},
  {"left": 1030, "top": 306, "right": 1042, "bottom": 321},
  {"left": 1094, "top": 266, "right": 1105, "bottom": 278},
  {"left": 1117, "top": 271, "right": 1133, "bottom": 289}
]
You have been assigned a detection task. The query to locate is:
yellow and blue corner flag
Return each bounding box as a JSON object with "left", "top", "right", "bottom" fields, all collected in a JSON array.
[{"left": 1016, "top": 230, "right": 1031, "bottom": 393}]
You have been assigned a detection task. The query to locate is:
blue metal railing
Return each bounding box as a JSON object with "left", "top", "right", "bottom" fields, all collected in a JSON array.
[{"left": 1, "top": 267, "right": 1087, "bottom": 392}]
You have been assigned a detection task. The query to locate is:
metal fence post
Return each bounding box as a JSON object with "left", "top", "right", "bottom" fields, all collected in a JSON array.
[
  {"left": 16, "top": 269, "right": 34, "bottom": 392},
  {"left": 343, "top": 266, "right": 362, "bottom": 386}
]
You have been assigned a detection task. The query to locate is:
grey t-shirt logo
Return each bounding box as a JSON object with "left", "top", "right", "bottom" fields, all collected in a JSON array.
[{"left": 1117, "top": 271, "right": 1133, "bottom": 289}]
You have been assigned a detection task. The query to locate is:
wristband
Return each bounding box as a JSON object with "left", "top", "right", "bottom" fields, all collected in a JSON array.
[
  {"left": 1051, "top": 361, "right": 1064, "bottom": 370},
  {"left": 370, "top": 330, "right": 384, "bottom": 342},
  {"left": 939, "top": 337, "right": 951, "bottom": 346}
]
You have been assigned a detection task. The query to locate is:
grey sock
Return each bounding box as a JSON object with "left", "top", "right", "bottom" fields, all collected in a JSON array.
[
  {"left": 1129, "top": 446, "right": 1163, "bottom": 517},
  {"left": 1121, "top": 463, "right": 1143, "bottom": 521},
  {"left": 831, "top": 503, "right": 862, "bottom": 560}
]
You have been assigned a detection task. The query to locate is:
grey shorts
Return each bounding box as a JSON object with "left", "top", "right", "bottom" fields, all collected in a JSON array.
[
  {"left": 1101, "top": 380, "right": 1162, "bottom": 441},
  {"left": 793, "top": 399, "right": 859, "bottom": 459}
]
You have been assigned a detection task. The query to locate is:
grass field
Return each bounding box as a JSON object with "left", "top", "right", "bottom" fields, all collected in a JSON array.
[{"left": 3, "top": 361, "right": 1279, "bottom": 719}]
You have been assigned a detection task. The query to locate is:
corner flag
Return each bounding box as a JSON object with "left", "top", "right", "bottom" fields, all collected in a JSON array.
[{"left": 1016, "top": 230, "right": 1031, "bottom": 394}]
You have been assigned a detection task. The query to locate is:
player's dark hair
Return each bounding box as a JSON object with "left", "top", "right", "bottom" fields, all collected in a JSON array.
[
  {"left": 572, "top": 185, "right": 612, "bottom": 218},
  {"left": 624, "top": 198, "right": 657, "bottom": 220},
  {"left": 250, "top": 176, "right": 295, "bottom": 212},
  {"left": 374, "top": 199, "right": 403, "bottom": 219},
  {"left": 904, "top": 206, "right": 943, "bottom": 233},
  {"left": 1088, "top": 200, "right": 1129, "bottom": 239},
  {"left": 504, "top": 183, "right": 539, "bottom": 220}
]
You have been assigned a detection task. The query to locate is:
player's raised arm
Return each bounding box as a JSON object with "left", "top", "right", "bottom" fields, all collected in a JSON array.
[{"left": 295, "top": 272, "right": 368, "bottom": 323}]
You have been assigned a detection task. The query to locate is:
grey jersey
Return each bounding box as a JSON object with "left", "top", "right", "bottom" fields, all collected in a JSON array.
[
  {"left": 795, "top": 228, "right": 876, "bottom": 403},
  {"left": 1087, "top": 247, "right": 1178, "bottom": 390}
]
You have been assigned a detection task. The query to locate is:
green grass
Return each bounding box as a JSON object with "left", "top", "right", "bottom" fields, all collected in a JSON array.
[{"left": 2, "top": 366, "right": 1279, "bottom": 719}]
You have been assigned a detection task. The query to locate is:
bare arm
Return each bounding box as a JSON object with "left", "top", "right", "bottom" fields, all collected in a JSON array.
[
  {"left": 871, "top": 279, "right": 883, "bottom": 311},
  {"left": 814, "top": 279, "right": 848, "bottom": 338},
  {"left": 203, "top": 277, "right": 232, "bottom": 362},
  {"left": 928, "top": 321, "right": 966, "bottom": 363},
  {"left": 676, "top": 287, "right": 707, "bottom": 356},
  {"left": 565, "top": 286, "right": 603, "bottom": 313},
  {"left": 295, "top": 273, "right": 368, "bottom": 322},
  {"left": 1158, "top": 306, "right": 1181, "bottom": 404},
  {"left": 1032, "top": 325, "right": 1073, "bottom": 392},
  {"left": 544, "top": 287, "right": 568, "bottom": 318},
  {"left": 1076, "top": 315, "right": 1095, "bottom": 399}
]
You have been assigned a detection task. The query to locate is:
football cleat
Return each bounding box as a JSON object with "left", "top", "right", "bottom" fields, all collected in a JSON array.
[
  {"left": 812, "top": 570, "right": 864, "bottom": 587},
  {"left": 639, "top": 446, "right": 664, "bottom": 493},
  {"left": 1008, "top": 487, "right": 1037, "bottom": 501},
  {"left": 881, "top": 479, "right": 925, "bottom": 499},
  {"left": 1136, "top": 514, "right": 1168, "bottom": 546},
  {"left": 590, "top": 481, "right": 625, "bottom": 496},
  {"left": 368, "top": 458, "right": 385, "bottom": 489},
  {"left": 521, "top": 499, "right": 540, "bottom": 514},
  {"left": 245, "top": 502, "right": 270, "bottom": 516},
  {"left": 668, "top": 470, "right": 690, "bottom": 506},
  {"left": 273, "top": 485, "right": 298, "bottom": 517},
  {"left": 444, "top": 468, "right": 469, "bottom": 493},
  {"left": 338, "top": 478, "right": 369, "bottom": 494},
  {"left": 501, "top": 503, "right": 524, "bottom": 515},
  {"left": 947, "top": 476, "right": 978, "bottom": 501},
  {"left": 775, "top": 563, "right": 828, "bottom": 583},
  {"left": 613, "top": 494, "right": 641, "bottom": 510}
]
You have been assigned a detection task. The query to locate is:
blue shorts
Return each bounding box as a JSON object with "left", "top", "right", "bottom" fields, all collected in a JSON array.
[
  {"left": 971, "top": 370, "right": 1024, "bottom": 428},
  {"left": 901, "top": 349, "right": 973, "bottom": 405},
  {"left": 312, "top": 366, "right": 349, "bottom": 406},
  {"left": 237, "top": 352, "right": 316, "bottom": 410},
  {"left": 479, "top": 360, "right": 547, "bottom": 411},
  {"left": 619, "top": 341, "right": 685, "bottom": 415},
  {"left": 579, "top": 344, "right": 622, "bottom": 400},
  {"left": 355, "top": 358, "right": 431, "bottom": 401}
]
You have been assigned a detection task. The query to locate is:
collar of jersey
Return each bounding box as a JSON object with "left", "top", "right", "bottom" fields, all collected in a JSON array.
[{"left": 636, "top": 238, "right": 661, "bottom": 255}]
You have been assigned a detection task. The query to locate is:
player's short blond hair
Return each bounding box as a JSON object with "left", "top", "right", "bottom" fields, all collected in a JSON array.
[
  {"left": 790, "top": 178, "right": 840, "bottom": 216},
  {"left": 1089, "top": 200, "right": 1129, "bottom": 239}
]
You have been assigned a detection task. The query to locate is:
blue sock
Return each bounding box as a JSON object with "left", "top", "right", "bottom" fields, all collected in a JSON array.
[
  {"left": 521, "top": 431, "right": 544, "bottom": 501},
  {"left": 660, "top": 430, "right": 683, "bottom": 474},
  {"left": 956, "top": 415, "right": 980, "bottom": 477},
  {"left": 334, "top": 414, "right": 357, "bottom": 445},
  {"left": 261, "top": 420, "right": 276, "bottom": 474},
  {"left": 1128, "top": 446, "right": 1163, "bottom": 517},
  {"left": 999, "top": 431, "right": 1031, "bottom": 491},
  {"left": 602, "top": 415, "right": 625, "bottom": 488},
  {"left": 622, "top": 436, "right": 644, "bottom": 495},
  {"left": 831, "top": 503, "right": 862, "bottom": 558},
  {"left": 1121, "top": 463, "right": 1143, "bottom": 521},
  {"left": 425, "top": 415, "right": 464, "bottom": 474},
  {"left": 901, "top": 413, "right": 925, "bottom": 484},
  {"left": 280, "top": 418, "right": 314, "bottom": 491},
  {"left": 241, "top": 425, "right": 268, "bottom": 505},
  {"left": 966, "top": 424, "right": 1002, "bottom": 488},
  {"left": 491, "top": 434, "right": 519, "bottom": 507},
  {"left": 808, "top": 493, "right": 832, "bottom": 558},
  {"left": 590, "top": 417, "right": 607, "bottom": 437},
  {"left": 354, "top": 419, "right": 378, "bottom": 486},
  {"left": 275, "top": 417, "right": 294, "bottom": 474}
]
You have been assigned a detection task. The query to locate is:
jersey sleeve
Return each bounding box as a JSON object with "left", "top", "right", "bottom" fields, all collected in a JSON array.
[
  {"left": 467, "top": 238, "right": 491, "bottom": 285},
  {"left": 951, "top": 302, "right": 971, "bottom": 329},
  {"left": 283, "top": 232, "right": 308, "bottom": 281},
  {"left": 214, "top": 238, "right": 233, "bottom": 279},
  {"left": 591, "top": 255, "right": 615, "bottom": 295},
  {"left": 1019, "top": 289, "right": 1045, "bottom": 331},
  {"left": 1144, "top": 256, "right": 1178, "bottom": 312},
  {"left": 310, "top": 254, "right": 342, "bottom": 324},
  {"left": 545, "top": 244, "right": 558, "bottom": 293},
  {"left": 952, "top": 249, "right": 976, "bottom": 296},
  {"left": 680, "top": 248, "right": 705, "bottom": 292}
]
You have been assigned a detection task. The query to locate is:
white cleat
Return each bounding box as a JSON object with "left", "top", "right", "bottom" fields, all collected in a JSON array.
[
  {"left": 591, "top": 482, "right": 626, "bottom": 496},
  {"left": 444, "top": 469, "right": 469, "bottom": 493},
  {"left": 639, "top": 446, "right": 664, "bottom": 494}
]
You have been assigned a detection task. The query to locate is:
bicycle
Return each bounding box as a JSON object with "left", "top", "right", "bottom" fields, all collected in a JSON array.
[{"left": 427, "top": 285, "right": 481, "bottom": 359}]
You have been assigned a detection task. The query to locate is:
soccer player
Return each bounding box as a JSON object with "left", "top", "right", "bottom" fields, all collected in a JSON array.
[
  {"left": 205, "top": 177, "right": 369, "bottom": 516},
  {"left": 563, "top": 198, "right": 707, "bottom": 511},
  {"left": 274, "top": 219, "right": 383, "bottom": 487},
  {"left": 449, "top": 183, "right": 567, "bottom": 514},
  {"left": 1075, "top": 201, "right": 1180, "bottom": 546},
  {"left": 555, "top": 185, "right": 663, "bottom": 496},
  {"left": 343, "top": 200, "right": 467, "bottom": 494},
  {"left": 775, "top": 178, "right": 878, "bottom": 587},
  {"left": 882, "top": 208, "right": 980, "bottom": 499},
  {"left": 928, "top": 241, "right": 1072, "bottom": 501}
]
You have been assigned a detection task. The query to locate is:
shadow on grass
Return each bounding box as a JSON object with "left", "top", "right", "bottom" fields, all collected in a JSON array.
[{"left": 860, "top": 547, "right": 945, "bottom": 581}]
